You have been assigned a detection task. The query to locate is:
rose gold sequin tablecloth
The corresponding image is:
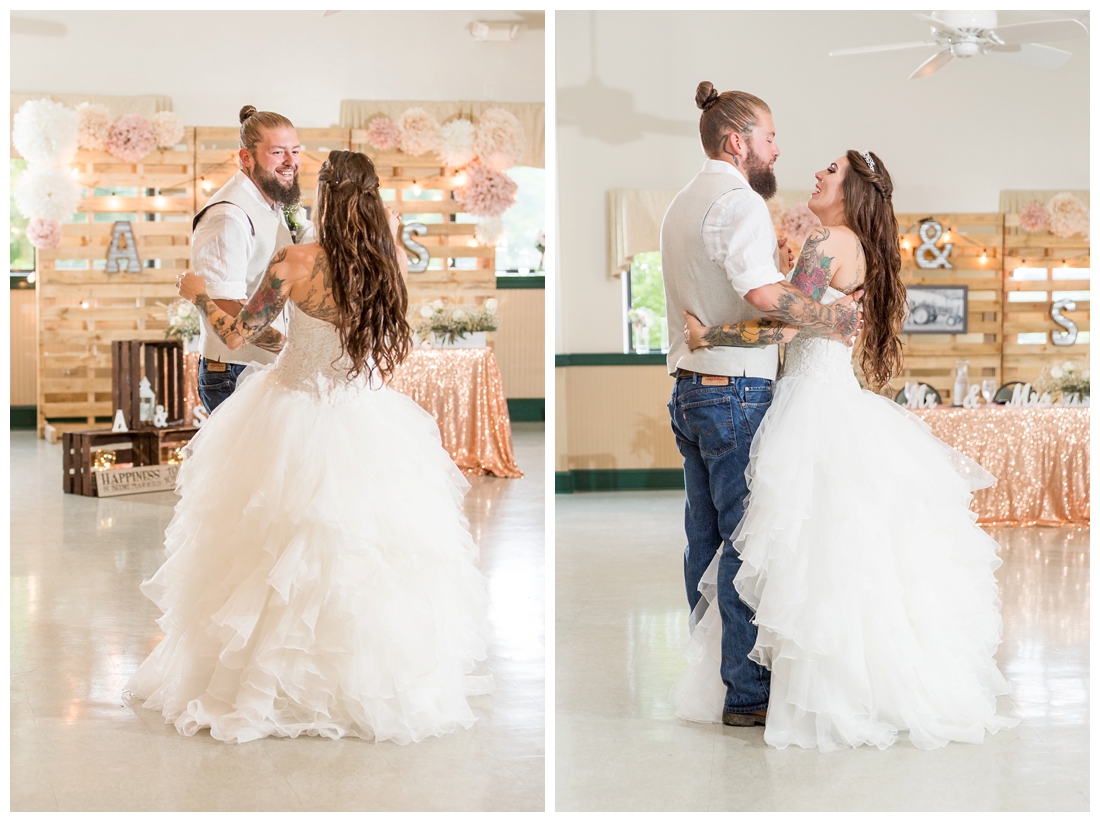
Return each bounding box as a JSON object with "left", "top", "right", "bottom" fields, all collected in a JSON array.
[
  {"left": 388, "top": 348, "right": 523, "bottom": 478},
  {"left": 184, "top": 353, "right": 200, "bottom": 425},
  {"left": 912, "top": 407, "right": 1089, "bottom": 526}
]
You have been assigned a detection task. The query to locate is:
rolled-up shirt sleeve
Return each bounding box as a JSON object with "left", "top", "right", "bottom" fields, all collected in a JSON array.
[
  {"left": 191, "top": 204, "right": 254, "bottom": 300},
  {"left": 702, "top": 189, "right": 785, "bottom": 299}
]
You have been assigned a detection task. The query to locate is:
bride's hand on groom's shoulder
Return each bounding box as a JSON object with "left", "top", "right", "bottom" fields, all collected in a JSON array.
[
  {"left": 777, "top": 236, "right": 795, "bottom": 276},
  {"left": 683, "top": 311, "right": 711, "bottom": 350},
  {"left": 176, "top": 270, "right": 206, "bottom": 304}
]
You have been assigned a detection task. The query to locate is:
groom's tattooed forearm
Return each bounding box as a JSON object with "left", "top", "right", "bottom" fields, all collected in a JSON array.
[
  {"left": 703, "top": 319, "right": 790, "bottom": 348},
  {"left": 789, "top": 228, "right": 833, "bottom": 301},
  {"left": 194, "top": 292, "right": 236, "bottom": 342}
]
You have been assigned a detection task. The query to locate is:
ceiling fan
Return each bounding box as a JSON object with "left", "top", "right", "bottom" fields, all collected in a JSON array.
[{"left": 829, "top": 11, "right": 1089, "bottom": 79}]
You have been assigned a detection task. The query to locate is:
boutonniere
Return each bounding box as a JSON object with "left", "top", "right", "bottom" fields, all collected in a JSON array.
[{"left": 283, "top": 203, "right": 307, "bottom": 235}]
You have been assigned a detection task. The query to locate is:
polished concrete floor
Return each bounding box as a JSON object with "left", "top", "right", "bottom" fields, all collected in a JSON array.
[
  {"left": 556, "top": 490, "right": 1089, "bottom": 812},
  {"left": 10, "top": 423, "right": 545, "bottom": 812}
]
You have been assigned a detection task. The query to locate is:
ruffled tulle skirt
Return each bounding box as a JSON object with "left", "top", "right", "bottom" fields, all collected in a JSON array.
[
  {"left": 125, "top": 366, "right": 491, "bottom": 744},
  {"left": 672, "top": 371, "right": 1019, "bottom": 751}
]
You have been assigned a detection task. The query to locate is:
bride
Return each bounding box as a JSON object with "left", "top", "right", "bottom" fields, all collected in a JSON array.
[
  {"left": 125, "top": 150, "right": 491, "bottom": 744},
  {"left": 671, "top": 150, "right": 1018, "bottom": 751}
]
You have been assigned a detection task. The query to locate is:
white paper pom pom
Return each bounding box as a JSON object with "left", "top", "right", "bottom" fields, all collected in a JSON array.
[
  {"left": 12, "top": 98, "right": 79, "bottom": 165},
  {"left": 15, "top": 164, "right": 81, "bottom": 222},
  {"left": 397, "top": 108, "right": 442, "bottom": 157},
  {"left": 473, "top": 108, "right": 525, "bottom": 171},
  {"left": 439, "top": 119, "right": 476, "bottom": 168},
  {"left": 475, "top": 217, "right": 505, "bottom": 246},
  {"left": 150, "top": 111, "right": 185, "bottom": 148},
  {"left": 26, "top": 217, "right": 64, "bottom": 249},
  {"left": 1047, "top": 192, "right": 1089, "bottom": 239},
  {"left": 76, "top": 103, "right": 112, "bottom": 151}
]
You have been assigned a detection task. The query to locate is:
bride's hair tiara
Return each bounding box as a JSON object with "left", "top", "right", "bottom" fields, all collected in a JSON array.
[{"left": 861, "top": 151, "right": 876, "bottom": 173}]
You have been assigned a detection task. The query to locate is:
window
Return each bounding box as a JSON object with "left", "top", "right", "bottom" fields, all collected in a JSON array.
[
  {"left": 10, "top": 160, "right": 35, "bottom": 274},
  {"left": 625, "top": 251, "right": 667, "bottom": 353},
  {"left": 459, "top": 166, "right": 544, "bottom": 276}
]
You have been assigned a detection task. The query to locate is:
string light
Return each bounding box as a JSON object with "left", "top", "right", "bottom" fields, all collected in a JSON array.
[
  {"left": 980, "top": 250, "right": 988, "bottom": 265},
  {"left": 70, "top": 167, "right": 80, "bottom": 179}
]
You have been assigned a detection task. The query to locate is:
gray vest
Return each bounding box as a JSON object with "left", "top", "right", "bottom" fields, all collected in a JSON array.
[
  {"left": 660, "top": 171, "right": 779, "bottom": 380},
  {"left": 192, "top": 172, "right": 292, "bottom": 366}
]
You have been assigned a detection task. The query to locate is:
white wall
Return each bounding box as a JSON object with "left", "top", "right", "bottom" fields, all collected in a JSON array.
[
  {"left": 10, "top": 10, "right": 544, "bottom": 127},
  {"left": 556, "top": 10, "right": 1090, "bottom": 353}
]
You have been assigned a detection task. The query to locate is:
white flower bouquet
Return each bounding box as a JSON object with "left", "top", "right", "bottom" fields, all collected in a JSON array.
[
  {"left": 1036, "top": 360, "right": 1090, "bottom": 404},
  {"left": 165, "top": 298, "right": 201, "bottom": 342},
  {"left": 415, "top": 298, "right": 499, "bottom": 345}
]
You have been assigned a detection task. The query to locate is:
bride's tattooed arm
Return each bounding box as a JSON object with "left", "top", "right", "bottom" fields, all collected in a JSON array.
[{"left": 189, "top": 249, "right": 292, "bottom": 351}]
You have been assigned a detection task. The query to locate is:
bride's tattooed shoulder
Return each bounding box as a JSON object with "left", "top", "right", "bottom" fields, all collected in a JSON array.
[{"left": 790, "top": 228, "right": 833, "bottom": 301}]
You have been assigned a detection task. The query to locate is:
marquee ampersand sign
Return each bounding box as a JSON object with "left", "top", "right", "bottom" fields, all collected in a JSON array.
[
  {"left": 1051, "top": 299, "right": 1078, "bottom": 346},
  {"left": 915, "top": 221, "right": 954, "bottom": 270}
]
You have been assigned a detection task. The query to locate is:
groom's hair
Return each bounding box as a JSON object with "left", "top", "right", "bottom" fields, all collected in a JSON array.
[
  {"left": 238, "top": 105, "right": 295, "bottom": 159},
  {"left": 695, "top": 82, "right": 770, "bottom": 158}
]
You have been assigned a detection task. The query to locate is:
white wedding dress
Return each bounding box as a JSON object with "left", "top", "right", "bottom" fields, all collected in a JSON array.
[
  {"left": 125, "top": 304, "right": 492, "bottom": 744},
  {"left": 671, "top": 286, "right": 1019, "bottom": 751}
]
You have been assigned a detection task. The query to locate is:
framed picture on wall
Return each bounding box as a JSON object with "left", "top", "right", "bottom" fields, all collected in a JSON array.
[{"left": 903, "top": 285, "right": 968, "bottom": 334}]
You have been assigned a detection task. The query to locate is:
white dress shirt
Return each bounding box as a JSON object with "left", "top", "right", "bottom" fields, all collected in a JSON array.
[{"left": 698, "top": 158, "right": 784, "bottom": 299}]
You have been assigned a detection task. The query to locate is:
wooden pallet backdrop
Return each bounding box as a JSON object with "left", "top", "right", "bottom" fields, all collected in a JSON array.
[
  {"left": 36, "top": 128, "right": 196, "bottom": 434},
  {"left": 1001, "top": 213, "right": 1090, "bottom": 387},
  {"left": 33, "top": 126, "right": 505, "bottom": 435},
  {"left": 889, "top": 213, "right": 1005, "bottom": 403},
  {"left": 352, "top": 130, "right": 496, "bottom": 304}
]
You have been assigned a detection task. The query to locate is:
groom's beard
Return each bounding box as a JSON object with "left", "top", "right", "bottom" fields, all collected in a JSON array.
[
  {"left": 743, "top": 146, "right": 777, "bottom": 200},
  {"left": 248, "top": 161, "right": 301, "bottom": 207}
]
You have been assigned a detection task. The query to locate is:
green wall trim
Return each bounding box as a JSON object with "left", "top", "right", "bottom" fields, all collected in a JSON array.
[
  {"left": 10, "top": 406, "right": 37, "bottom": 429},
  {"left": 506, "top": 398, "right": 545, "bottom": 422},
  {"left": 556, "top": 468, "right": 685, "bottom": 493},
  {"left": 555, "top": 353, "right": 667, "bottom": 367},
  {"left": 496, "top": 275, "right": 545, "bottom": 290}
]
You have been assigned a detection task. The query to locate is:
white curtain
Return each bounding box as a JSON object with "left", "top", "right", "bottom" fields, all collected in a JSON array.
[
  {"left": 340, "top": 100, "right": 544, "bottom": 168},
  {"left": 606, "top": 189, "right": 677, "bottom": 279}
]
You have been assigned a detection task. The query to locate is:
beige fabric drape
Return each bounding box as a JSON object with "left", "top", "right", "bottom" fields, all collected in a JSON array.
[
  {"left": 606, "top": 189, "right": 678, "bottom": 279},
  {"left": 10, "top": 93, "right": 172, "bottom": 156},
  {"left": 1000, "top": 189, "right": 1090, "bottom": 213},
  {"left": 340, "top": 100, "right": 544, "bottom": 169},
  {"left": 607, "top": 187, "right": 813, "bottom": 279}
]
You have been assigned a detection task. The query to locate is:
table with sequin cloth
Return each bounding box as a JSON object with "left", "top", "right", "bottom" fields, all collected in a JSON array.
[
  {"left": 388, "top": 348, "right": 523, "bottom": 479},
  {"left": 912, "top": 406, "right": 1089, "bottom": 526}
]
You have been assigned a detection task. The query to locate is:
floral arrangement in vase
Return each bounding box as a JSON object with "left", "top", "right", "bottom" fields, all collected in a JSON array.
[
  {"left": 1036, "top": 361, "right": 1090, "bottom": 405},
  {"left": 165, "top": 299, "right": 201, "bottom": 350},
  {"left": 415, "top": 298, "right": 499, "bottom": 346},
  {"left": 627, "top": 306, "right": 656, "bottom": 353}
]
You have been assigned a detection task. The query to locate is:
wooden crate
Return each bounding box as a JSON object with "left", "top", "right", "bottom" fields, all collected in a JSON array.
[
  {"left": 889, "top": 213, "right": 1004, "bottom": 404},
  {"left": 352, "top": 130, "right": 496, "bottom": 304},
  {"left": 1001, "top": 213, "right": 1090, "bottom": 387},
  {"left": 62, "top": 428, "right": 157, "bottom": 496},
  {"left": 36, "top": 129, "right": 196, "bottom": 435},
  {"left": 111, "top": 339, "right": 187, "bottom": 430},
  {"left": 62, "top": 426, "right": 198, "bottom": 496}
]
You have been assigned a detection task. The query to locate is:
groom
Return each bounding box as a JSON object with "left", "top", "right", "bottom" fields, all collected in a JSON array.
[
  {"left": 191, "top": 105, "right": 313, "bottom": 412},
  {"left": 661, "top": 83, "right": 860, "bottom": 726}
]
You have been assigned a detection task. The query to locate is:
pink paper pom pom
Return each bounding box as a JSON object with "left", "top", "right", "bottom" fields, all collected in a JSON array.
[
  {"left": 397, "top": 108, "right": 442, "bottom": 157},
  {"left": 474, "top": 108, "right": 525, "bottom": 171},
  {"left": 150, "top": 111, "right": 184, "bottom": 148},
  {"left": 1047, "top": 192, "right": 1088, "bottom": 239},
  {"left": 26, "top": 217, "right": 63, "bottom": 250},
  {"left": 365, "top": 117, "right": 399, "bottom": 151},
  {"left": 106, "top": 114, "right": 156, "bottom": 163},
  {"left": 456, "top": 160, "right": 518, "bottom": 218},
  {"left": 76, "top": 103, "right": 112, "bottom": 151},
  {"left": 1018, "top": 202, "right": 1049, "bottom": 233},
  {"left": 782, "top": 202, "right": 821, "bottom": 252}
]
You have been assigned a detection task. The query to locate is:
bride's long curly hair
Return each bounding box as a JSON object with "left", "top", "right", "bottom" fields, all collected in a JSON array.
[
  {"left": 314, "top": 150, "right": 411, "bottom": 381},
  {"left": 843, "top": 150, "right": 905, "bottom": 391}
]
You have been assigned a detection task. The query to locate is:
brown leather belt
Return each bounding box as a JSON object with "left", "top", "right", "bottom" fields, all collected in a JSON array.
[{"left": 676, "top": 369, "right": 730, "bottom": 385}]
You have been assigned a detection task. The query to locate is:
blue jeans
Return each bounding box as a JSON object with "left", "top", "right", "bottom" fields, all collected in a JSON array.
[
  {"left": 669, "top": 373, "right": 773, "bottom": 714},
  {"left": 198, "top": 359, "right": 248, "bottom": 413}
]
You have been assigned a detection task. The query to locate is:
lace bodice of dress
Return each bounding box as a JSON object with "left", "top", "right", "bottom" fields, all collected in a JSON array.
[
  {"left": 267, "top": 303, "right": 379, "bottom": 400},
  {"left": 781, "top": 286, "right": 858, "bottom": 386}
]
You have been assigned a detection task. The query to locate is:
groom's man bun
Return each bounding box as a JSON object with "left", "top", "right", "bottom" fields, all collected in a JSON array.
[
  {"left": 695, "top": 82, "right": 770, "bottom": 159},
  {"left": 237, "top": 104, "right": 296, "bottom": 156}
]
